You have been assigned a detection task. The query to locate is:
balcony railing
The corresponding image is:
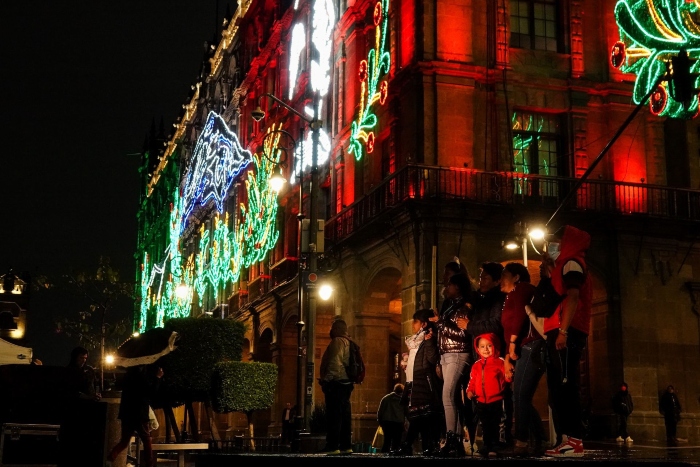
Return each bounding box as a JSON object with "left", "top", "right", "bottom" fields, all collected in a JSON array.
[{"left": 326, "top": 164, "right": 700, "bottom": 245}]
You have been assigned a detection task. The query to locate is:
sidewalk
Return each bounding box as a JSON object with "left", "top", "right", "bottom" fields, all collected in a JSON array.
[{"left": 191, "top": 441, "right": 700, "bottom": 466}]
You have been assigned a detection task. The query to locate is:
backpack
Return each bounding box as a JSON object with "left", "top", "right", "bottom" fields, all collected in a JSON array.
[
  {"left": 343, "top": 338, "right": 366, "bottom": 384},
  {"left": 528, "top": 276, "right": 565, "bottom": 319}
]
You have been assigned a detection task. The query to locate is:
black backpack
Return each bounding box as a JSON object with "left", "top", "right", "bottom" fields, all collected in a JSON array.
[
  {"left": 343, "top": 338, "right": 366, "bottom": 384},
  {"left": 529, "top": 276, "right": 565, "bottom": 318}
]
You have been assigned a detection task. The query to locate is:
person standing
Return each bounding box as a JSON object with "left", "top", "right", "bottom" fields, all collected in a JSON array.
[
  {"left": 67, "top": 346, "right": 101, "bottom": 401},
  {"left": 397, "top": 309, "right": 442, "bottom": 456},
  {"left": 377, "top": 384, "right": 406, "bottom": 453},
  {"left": 281, "top": 402, "right": 294, "bottom": 445},
  {"left": 433, "top": 272, "right": 473, "bottom": 457},
  {"left": 465, "top": 333, "right": 512, "bottom": 457},
  {"left": 500, "top": 262, "right": 546, "bottom": 456},
  {"left": 660, "top": 385, "right": 682, "bottom": 446},
  {"left": 106, "top": 364, "right": 163, "bottom": 467},
  {"left": 318, "top": 319, "right": 355, "bottom": 455},
  {"left": 612, "top": 382, "right": 633, "bottom": 443},
  {"left": 541, "top": 225, "right": 592, "bottom": 458}
]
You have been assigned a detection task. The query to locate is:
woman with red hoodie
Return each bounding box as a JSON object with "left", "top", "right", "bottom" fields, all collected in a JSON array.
[{"left": 465, "top": 333, "right": 512, "bottom": 457}]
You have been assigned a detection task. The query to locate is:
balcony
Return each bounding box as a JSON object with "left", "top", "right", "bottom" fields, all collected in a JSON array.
[{"left": 326, "top": 164, "right": 700, "bottom": 245}]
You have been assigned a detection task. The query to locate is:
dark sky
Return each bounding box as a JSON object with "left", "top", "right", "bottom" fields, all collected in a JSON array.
[{"left": 1, "top": 1, "right": 231, "bottom": 363}]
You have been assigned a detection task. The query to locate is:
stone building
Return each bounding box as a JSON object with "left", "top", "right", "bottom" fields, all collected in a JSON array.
[{"left": 136, "top": 0, "right": 700, "bottom": 444}]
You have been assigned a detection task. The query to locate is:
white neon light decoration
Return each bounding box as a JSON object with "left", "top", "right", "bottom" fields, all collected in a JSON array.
[
  {"left": 288, "top": 0, "right": 335, "bottom": 183},
  {"left": 289, "top": 23, "right": 306, "bottom": 100},
  {"left": 181, "top": 111, "right": 252, "bottom": 226}
]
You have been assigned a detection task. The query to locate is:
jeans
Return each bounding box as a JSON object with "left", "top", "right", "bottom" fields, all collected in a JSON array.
[
  {"left": 322, "top": 381, "right": 354, "bottom": 450},
  {"left": 546, "top": 328, "right": 586, "bottom": 440},
  {"left": 513, "top": 339, "right": 546, "bottom": 444},
  {"left": 440, "top": 352, "right": 469, "bottom": 434}
]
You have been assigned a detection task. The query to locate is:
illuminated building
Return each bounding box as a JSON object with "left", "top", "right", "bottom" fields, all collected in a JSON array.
[{"left": 136, "top": 0, "right": 700, "bottom": 443}]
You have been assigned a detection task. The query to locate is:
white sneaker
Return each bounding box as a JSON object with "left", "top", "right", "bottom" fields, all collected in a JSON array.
[
  {"left": 625, "top": 436, "right": 633, "bottom": 443},
  {"left": 615, "top": 436, "right": 624, "bottom": 443}
]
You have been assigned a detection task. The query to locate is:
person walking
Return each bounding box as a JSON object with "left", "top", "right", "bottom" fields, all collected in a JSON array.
[
  {"left": 433, "top": 271, "right": 473, "bottom": 457},
  {"left": 541, "top": 225, "right": 592, "bottom": 458},
  {"left": 106, "top": 364, "right": 163, "bottom": 467},
  {"left": 397, "top": 309, "right": 442, "bottom": 456},
  {"left": 500, "top": 262, "right": 546, "bottom": 456},
  {"left": 318, "top": 319, "right": 355, "bottom": 455},
  {"left": 660, "top": 385, "right": 682, "bottom": 446},
  {"left": 612, "top": 382, "right": 633, "bottom": 444},
  {"left": 465, "top": 333, "right": 512, "bottom": 457},
  {"left": 377, "top": 384, "right": 406, "bottom": 453}
]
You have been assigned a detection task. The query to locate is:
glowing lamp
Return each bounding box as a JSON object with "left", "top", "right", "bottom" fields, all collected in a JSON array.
[
  {"left": 528, "top": 227, "right": 546, "bottom": 240},
  {"left": 175, "top": 283, "right": 190, "bottom": 300},
  {"left": 319, "top": 284, "right": 333, "bottom": 301},
  {"left": 269, "top": 166, "right": 286, "bottom": 193},
  {"left": 503, "top": 239, "right": 520, "bottom": 250},
  {"left": 105, "top": 354, "right": 115, "bottom": 365}
]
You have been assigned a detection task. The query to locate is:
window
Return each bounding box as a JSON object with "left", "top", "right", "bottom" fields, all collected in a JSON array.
[
  {"left": 510, "top": 0, "right": 559, "bottom": 52},
  {"left": 511, "top": 111, "right": 561, "bottom": 196}
]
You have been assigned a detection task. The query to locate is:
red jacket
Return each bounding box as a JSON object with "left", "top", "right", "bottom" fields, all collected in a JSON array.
[
  {"left": 466, "top": 333, "right": 511, "bottom": 404},
  {"left": 543, "top": 225, "right": 593, "bottom": 335}
]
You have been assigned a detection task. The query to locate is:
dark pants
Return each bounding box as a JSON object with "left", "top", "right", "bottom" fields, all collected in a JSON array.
[
  {"left": 476, "top": 400, "right": 503, "bottom": 451},
  {"left": 322, "top": 381, "right": 354, "bottom": 450},
  {"left": 513, "top": 339, "right": 546, "bottom": 444},
  {"left": 546, "top": 328, "right": 586, "bottom": 440},
  {"left": 501, "top": 384, "right": 514, "bottom": 443},
  {"left": 405, "top": 412, "right": 441, "bottom": 452},
  {"left": 617, "top": 414, "right": 628, "bottom": 438},
  {"left": 108, "top": 419, "right": 153, "bottom": 467},
  {"left": 379, "top": 421, "right": 403, "bottom": 452},
  {"left": 462, "top": 398, "right": 478, "bottom": 444},
  {"left": 282, "top": 420, "right": 294, "bottom": 443},
  {"left": 664, "top": 415, "right": 678, "bottom": 441}
]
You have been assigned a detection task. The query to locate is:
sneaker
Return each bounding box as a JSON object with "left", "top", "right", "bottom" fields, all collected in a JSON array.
[
  {"left": 544, "top": 436, "right": 584, "bottom": 458},
  {"left": 513, "top": 441, "right": 529, "bottom": 457},
  {"left": 340, "top": 448, "right": 354, "bottom": 455},
  {"left": 625, "top": 436, "right": 633, "bottom": 443},
  {"left": 615, "top": 436, "right": 624, "bottom": 443},
  {"left": 325, "top": 449, "right": 341, "bottom": 455},
  {"left": 488, "top": 451, "right": 498, "bottom": 458}
]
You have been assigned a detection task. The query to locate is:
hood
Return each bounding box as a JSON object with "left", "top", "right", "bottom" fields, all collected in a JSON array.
[
  {"left": 473, "top": 332, "right": 500, "bottom": 359},
  {"left": 330, "top": 319, "right": 349, "bottom": 338},
  {"left": 558, "top": 225, "right": 591, "bottom": 263}
]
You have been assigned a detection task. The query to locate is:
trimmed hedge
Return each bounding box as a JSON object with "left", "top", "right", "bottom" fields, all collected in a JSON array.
[
  {"left": 211, "top": 361, "right": 278, "bottom": 414},
  {"left": 153, "top": 318, "right": 245, "bottom": 407}
]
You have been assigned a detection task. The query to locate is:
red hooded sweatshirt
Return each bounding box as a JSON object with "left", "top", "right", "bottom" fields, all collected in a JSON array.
[
  {"left": 466, "top": 333, "right": 512, "bottom": 404},
  {"left": 543, "top": 225, "right": 593, "bottom": 335}
]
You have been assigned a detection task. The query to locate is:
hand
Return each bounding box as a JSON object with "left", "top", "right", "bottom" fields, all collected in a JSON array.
[
  {"left": 555, "top": 331, "right": 567, "bottom": 350},
  {"left": 156, "top": 367, "right": 164, "bottom": 378},
  {"left": 508, "top": 343, "right": 519, "bottom": 361},
  {"left": 456, "top": 317, "right": 468, "bottom": 330},
  {"left": 504, "top": 359, "right": 514, "bottom": 377},
  {"left": 424, "top": 328, "right": 434, "bottom": 340},
  {"left": 466, "top": 390, "right": 474, "bottom": 400},
  {"left": 94, "top": 392, "right": 102, "bottom": 401},
  {"left": 428, "top": 308, "right": 439, "bottom": 322}
]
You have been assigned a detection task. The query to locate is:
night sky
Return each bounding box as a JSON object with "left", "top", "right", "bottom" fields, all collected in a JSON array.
[{"left": 2, "top": 1, "right": 231, "bottom": 363}]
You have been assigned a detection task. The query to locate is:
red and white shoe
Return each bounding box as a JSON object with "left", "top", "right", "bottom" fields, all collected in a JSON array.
[{"left": 544, "top": 436, "right": 584, "bottom": 458}]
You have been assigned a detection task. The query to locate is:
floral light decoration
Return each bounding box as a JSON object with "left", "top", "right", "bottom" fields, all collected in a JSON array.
[
  {"left": 349, "top": 0, "right": 391, "bottom": 160},
  {"left": 611, "top": 0, "right": 700, "bottom": 118}
]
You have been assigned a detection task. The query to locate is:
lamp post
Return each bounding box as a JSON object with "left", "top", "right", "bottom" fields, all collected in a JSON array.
[{"left": 252, "top": 91, "right": 323, "bottom": 441}]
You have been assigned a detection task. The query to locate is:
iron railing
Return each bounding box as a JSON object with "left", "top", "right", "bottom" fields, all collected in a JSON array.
[{"left": 326, "top": 164, "right": 700, "bottom": 245}]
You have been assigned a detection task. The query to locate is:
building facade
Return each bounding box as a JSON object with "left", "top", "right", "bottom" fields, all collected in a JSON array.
[{"left": 136, "top": 0, "right": 700, "bottom": 443}]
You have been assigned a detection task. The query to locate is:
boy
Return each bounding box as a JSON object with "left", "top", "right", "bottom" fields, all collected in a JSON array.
[{"left": 466, "top": 333, "right": 511, "bottom": 457}]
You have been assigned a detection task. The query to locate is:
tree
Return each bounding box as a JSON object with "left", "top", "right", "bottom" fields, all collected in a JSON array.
[
  {"left": 47, "top": 256, "right": 134, "bottom": 391},
  {"left": 152, "top": 317, "right": 245, "bottom": 442},
  {"left": 211, "top": 361, "right": 278, "bottom": 448}
]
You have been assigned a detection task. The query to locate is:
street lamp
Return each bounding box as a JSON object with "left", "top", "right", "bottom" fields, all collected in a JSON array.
[
  {"left": 503, "top": 222, "right": 547, "bottom": 264},
  {"left": 251, "top": 92, "right": 323, "bottom": 438}
]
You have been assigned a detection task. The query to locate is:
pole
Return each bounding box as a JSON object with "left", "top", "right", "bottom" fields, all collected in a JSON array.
[
  {"left": 304, "top": 90, "right": 321, "bottom": 431},
  {"left": 546, "top": 74, "right": 666, "bottom": 227}
]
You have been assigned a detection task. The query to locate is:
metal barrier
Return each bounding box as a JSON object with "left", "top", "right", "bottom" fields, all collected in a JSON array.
[{"left": 210, "top": 435, "right": 284, "bottom": 453}]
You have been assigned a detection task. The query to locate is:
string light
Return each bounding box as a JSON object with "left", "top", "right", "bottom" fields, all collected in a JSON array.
[
  {"left": 612, "top": 0, "right": 700, "bottom": 119},
  {"left": 349, "top": 0, "right": 391, "bottom": 161}
]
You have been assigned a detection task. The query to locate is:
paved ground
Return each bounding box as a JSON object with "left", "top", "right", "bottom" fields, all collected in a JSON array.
[{"left": 187, "top": 441, "right": 700, "bottom": 466}]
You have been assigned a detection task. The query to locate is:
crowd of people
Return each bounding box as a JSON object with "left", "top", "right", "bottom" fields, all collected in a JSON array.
[{"left": 317, "top": 224, "right": 685, "bottom": 458}]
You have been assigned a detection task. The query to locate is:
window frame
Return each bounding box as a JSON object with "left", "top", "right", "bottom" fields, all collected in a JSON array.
[{"left": 509, "top": 0, "right": 561, "bottom": 53}]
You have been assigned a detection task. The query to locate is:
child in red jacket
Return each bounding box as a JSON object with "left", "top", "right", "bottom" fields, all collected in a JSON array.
[{"left": 466, "top": 333, "right": 512, "bottom": 457}]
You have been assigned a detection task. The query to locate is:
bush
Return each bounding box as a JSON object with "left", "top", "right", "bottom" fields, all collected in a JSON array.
[
  {"left": 211, "top": 361, "right": 277, "bottom": 413},
  {"left": 153, "top": 318, "right": 245, "bottom": 407}
]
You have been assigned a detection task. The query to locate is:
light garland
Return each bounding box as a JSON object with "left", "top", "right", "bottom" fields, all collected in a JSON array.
[
  {"left": 611, "top": 0, "right": 700, "bottom": 118},
  {"left": 349, "top": 0, "right": 391, "bottom": 160},
  {"left": 181, "top": 111, "right": 252, "bottom": 226}
]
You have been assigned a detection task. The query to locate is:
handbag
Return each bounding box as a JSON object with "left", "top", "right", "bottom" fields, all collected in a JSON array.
[
  {"left": 407, "top": 404, "right": 433, "bottom": 421},
  {"left": 372, "top": 425, "right": 384, "bottom": 449},
  {"left": 435, "top": 363, "right": 443, "bottom": 381}
]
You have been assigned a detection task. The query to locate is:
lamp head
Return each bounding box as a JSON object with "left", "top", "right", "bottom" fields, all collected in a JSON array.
[
  {"left": 251, "top": 106, "right": 266, "bottom": 122},
  {"left": 269, "top": 165, "right": 286, "bottom": 193}
]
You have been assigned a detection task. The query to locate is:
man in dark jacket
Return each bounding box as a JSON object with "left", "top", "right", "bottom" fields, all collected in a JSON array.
[
  {"left": 106, "top": 365, "right": 163, "bottom": 467},
  {"left": 612, "top": 382, "right": 633, "bottom": 443},
  {"left": 660, "top": 385, "right": 682, "bottom": 446},
  {"left": 377, "top": 383, "right": 406, "bottom": 453}
]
